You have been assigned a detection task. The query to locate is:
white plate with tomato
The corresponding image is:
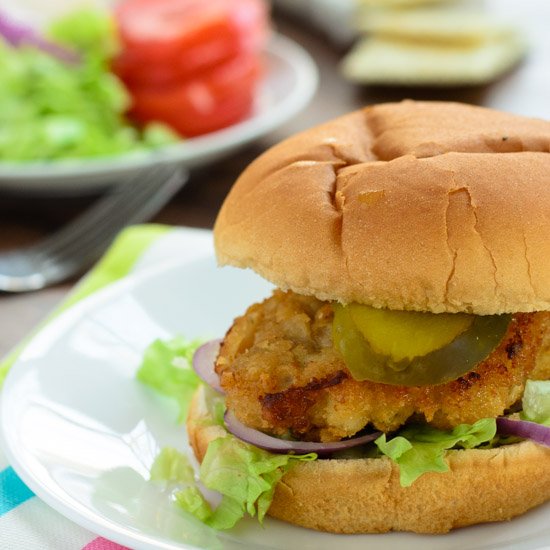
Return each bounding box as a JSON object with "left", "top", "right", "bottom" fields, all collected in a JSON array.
[{"left": 0, "top": 0, "right": 318, "bottom": 193}]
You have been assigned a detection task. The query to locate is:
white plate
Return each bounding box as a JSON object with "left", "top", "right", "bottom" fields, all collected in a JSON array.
[
  {"left": 0, "top": 34, "right": 318, "bottom": 194},
  {"left": 1, "top": 235, "right": 549, "bottom": 550}
]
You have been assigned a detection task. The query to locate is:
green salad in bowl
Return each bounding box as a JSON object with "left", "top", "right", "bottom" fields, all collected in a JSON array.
[{"left": 0, "top": 9, "right": 177, "bottom": 163}]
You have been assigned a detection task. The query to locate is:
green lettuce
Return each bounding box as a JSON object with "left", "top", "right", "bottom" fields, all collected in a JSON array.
[
  {"left": 136, "top": 336, "right": 203, "bottom": 421},
  {"left": 150, "top": 447, "right": 196, "bottom": 483},
  {"left": 96, "top": 448, "right": 221, "bottom": 549},
  {"left": 375, "top": 418, "right": 496, "bottom": 487},
  {"left": 0, "top": 9, "right": 177, "bottom": 162},
  {"left": 149, "top": 447, "right": 214, "bottom": 523},
  {"left": 49, "top": 8, "right": 118, "bottom": 59},
  {"left": 151, "top": 440, "right": 315, "bottom": 531},
  {"left": 198, "top": 436, "right": 315, "bottom": 529},
  {"left": 175, "top": 487, "right": 213, "bottom": 523},
  {"left": 522, "top": 380, "right": 550, "bottom": 426}
]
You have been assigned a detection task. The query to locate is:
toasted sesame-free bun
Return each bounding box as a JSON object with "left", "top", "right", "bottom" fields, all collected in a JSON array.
[
  {"left": 214, "top": 101, "right": 550, "bottom": 314},
  {"left": 187, "top": 385, "right": 550, "bottom": 534}
]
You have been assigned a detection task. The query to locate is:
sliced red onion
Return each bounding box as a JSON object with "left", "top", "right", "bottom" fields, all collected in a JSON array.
[
  {"left": 224, "top": 409, "right": 381, "bottom": 456},
  {"left": 0, "top": 13, "right": 79, "bottom": 63},
  {"left": 496, "top": 417, "right": 550, "bottom": 448},
  {"left": 193, "top": 339, "right": 224, "bottom": 394}
]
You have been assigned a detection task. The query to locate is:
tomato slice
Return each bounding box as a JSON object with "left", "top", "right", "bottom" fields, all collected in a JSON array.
[
  {"left": 131, "top": 84, "right": 256, "bottom": 137},
  {"left": 114, "top": 0, "right": 268, "bottom": 83},
  {"left": 128, "top": 54, "right": 262, "bottom": 137}
]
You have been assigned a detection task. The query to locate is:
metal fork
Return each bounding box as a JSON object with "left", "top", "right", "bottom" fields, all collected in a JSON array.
[{"left": 0, "top": 165, "right": 187, "bottom": 292}]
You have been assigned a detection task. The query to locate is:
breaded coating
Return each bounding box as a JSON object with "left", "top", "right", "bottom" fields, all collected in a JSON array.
[
  {"left": 533, "top": 313, "right": 550, "bottom": 380},
  {"left": 216, "top": 291, "right": 549, "bottom": 442}
]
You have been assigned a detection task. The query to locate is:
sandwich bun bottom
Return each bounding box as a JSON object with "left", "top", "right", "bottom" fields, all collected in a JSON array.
[{"left": 187, "top": 384, "right": 550, "bottom": 534}]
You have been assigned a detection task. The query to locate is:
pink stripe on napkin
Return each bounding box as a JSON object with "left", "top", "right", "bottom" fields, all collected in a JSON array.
[{"left": 83, "top": 537, "right": 131, "bottom": 550}]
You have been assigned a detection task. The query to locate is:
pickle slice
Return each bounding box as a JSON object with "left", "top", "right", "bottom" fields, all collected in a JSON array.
[
  {"left": 333, "top": 304, "right": 512, "bottom": 386},
  {"left": 348, "top": 304, "right": 474, "bottom": 362}
]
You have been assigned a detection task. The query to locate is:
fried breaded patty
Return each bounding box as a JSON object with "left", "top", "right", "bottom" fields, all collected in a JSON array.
[
  {"left": 216, "top": 290, "right": 549, "bottom": 442},
  {"left": 533, "top": 314, "right": 550, "bottom": 380}
]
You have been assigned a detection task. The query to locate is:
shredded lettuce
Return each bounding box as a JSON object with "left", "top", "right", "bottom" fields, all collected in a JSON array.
[
  {"left": 376, "top": 380, "right": 550, "bottom": 486},
  {"left": 198, "top": 385, "right": 227, "bottom": 428},
  {"left": 150, "top": 447, "right": 196, "bottom": 483},
  {"left": 49, "top": 8, "right": 118, "bottom": 60},
  {"left": 136, "top": 336, "right": 203, "bottom": 422},
  {"left": 175, "top": 487, "right": 213, "bottom": 523},
  {"left": 97, "top": 448, "right": 221, "bottom": 549},
  {"left": 0, "top": 9, "right": 177, "bottom": 162},
  {"left": 149, "top": 448, "right": 214, "bottom": 523},
  {"left": 522, "top": 380, "right": 550, "bottom": 426},
  {"left": 151, "top": 440, "right": 315, "bottom": 531},
  {"left": 199, "top": 436, "right": 315, "bottom": 529},
  {"left": 375, "top": 418, "right": 496, "bottom": 487}
]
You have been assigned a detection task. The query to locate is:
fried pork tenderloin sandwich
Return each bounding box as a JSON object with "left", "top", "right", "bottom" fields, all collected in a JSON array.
[{"left": 187, "top": 100, "right": 550, "bottom": 534}]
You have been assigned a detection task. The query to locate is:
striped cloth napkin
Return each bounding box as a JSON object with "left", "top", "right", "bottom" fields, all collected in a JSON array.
[{"left": 0, "top": 224, "right": 212, "bottom": 550}]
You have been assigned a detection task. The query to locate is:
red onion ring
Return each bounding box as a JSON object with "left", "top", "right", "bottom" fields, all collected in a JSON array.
[
  {"left": 496, "top": 417, "right": 550, "bottom": 448},
  {"left": 224, "top": 409, "right": 381, "bottom": 456},
  {"left": 192, "top": 339, "right": 224, "bottom": 394},
  {"left": 195, "top": 339, "right": 382, "bottom": 454}
]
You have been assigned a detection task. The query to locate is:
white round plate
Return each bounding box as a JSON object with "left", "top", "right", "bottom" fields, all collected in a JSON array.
[
  {"left": 0, "top": 33, "right": 318, "bottom": 194},
  {"left": 1, "top": 247, "right": 549, "bottom": 549}
]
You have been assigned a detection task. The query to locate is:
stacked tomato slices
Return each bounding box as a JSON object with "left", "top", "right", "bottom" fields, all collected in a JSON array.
[{"left": 113, "top": 0, "right": 269, "bottom": 137}]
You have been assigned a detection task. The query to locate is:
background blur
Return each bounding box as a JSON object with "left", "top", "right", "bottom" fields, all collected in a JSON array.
[{"left": 0, "top": 0, "right": 549, "bottom": 348}]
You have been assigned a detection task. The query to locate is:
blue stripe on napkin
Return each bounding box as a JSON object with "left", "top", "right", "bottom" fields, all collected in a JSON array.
[{"left": 0, "top": 467, "right": 34, "bottom": 516}]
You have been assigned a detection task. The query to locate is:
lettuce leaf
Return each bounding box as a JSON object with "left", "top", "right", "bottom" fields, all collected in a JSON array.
[
  {"left": 132, "top": 448, "right": 221, "bottom": 549},
  {"left": 375, "top": 418, "right": 496, "bottom": 487},
  {"left": 197, "top": 385, "right": 226, "bottom": 428},
  {"left": 522, "top": 380, "right": 550, "bottom": 426},
  {"left": 150, "top": 447, "right": 196, "bottom": 483},
  {"left": 175, "top": 487, "right": 213, "bottom": 523},
  {"left": 149, "top": 448, "right": 214, "bottom": 523},
  {"left": 150, "top": 439, "right": 315, "bottom": 531},
  {"left": 181, "top": 436, "right": 315, "bottom": 529},
  {"left": 136, "top": 337, "right": 203, "bottom": 421},
  {"left": 49, "top": 8, "right": 118, "bottom": 59}
]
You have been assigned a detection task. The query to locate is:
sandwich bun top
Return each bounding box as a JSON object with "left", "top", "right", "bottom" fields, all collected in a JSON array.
[{"left": 214, "top": 101, "right": 550, "bottom": 315}]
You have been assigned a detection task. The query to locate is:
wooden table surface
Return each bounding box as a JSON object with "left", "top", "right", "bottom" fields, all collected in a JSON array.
[{"left": 1, "top": 4, "right": 549, "bottom": 357}]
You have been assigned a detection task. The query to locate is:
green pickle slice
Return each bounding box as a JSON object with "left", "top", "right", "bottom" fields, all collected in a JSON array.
[{"left": 332, "top": 303, "right": 512, "bottom": 386}]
